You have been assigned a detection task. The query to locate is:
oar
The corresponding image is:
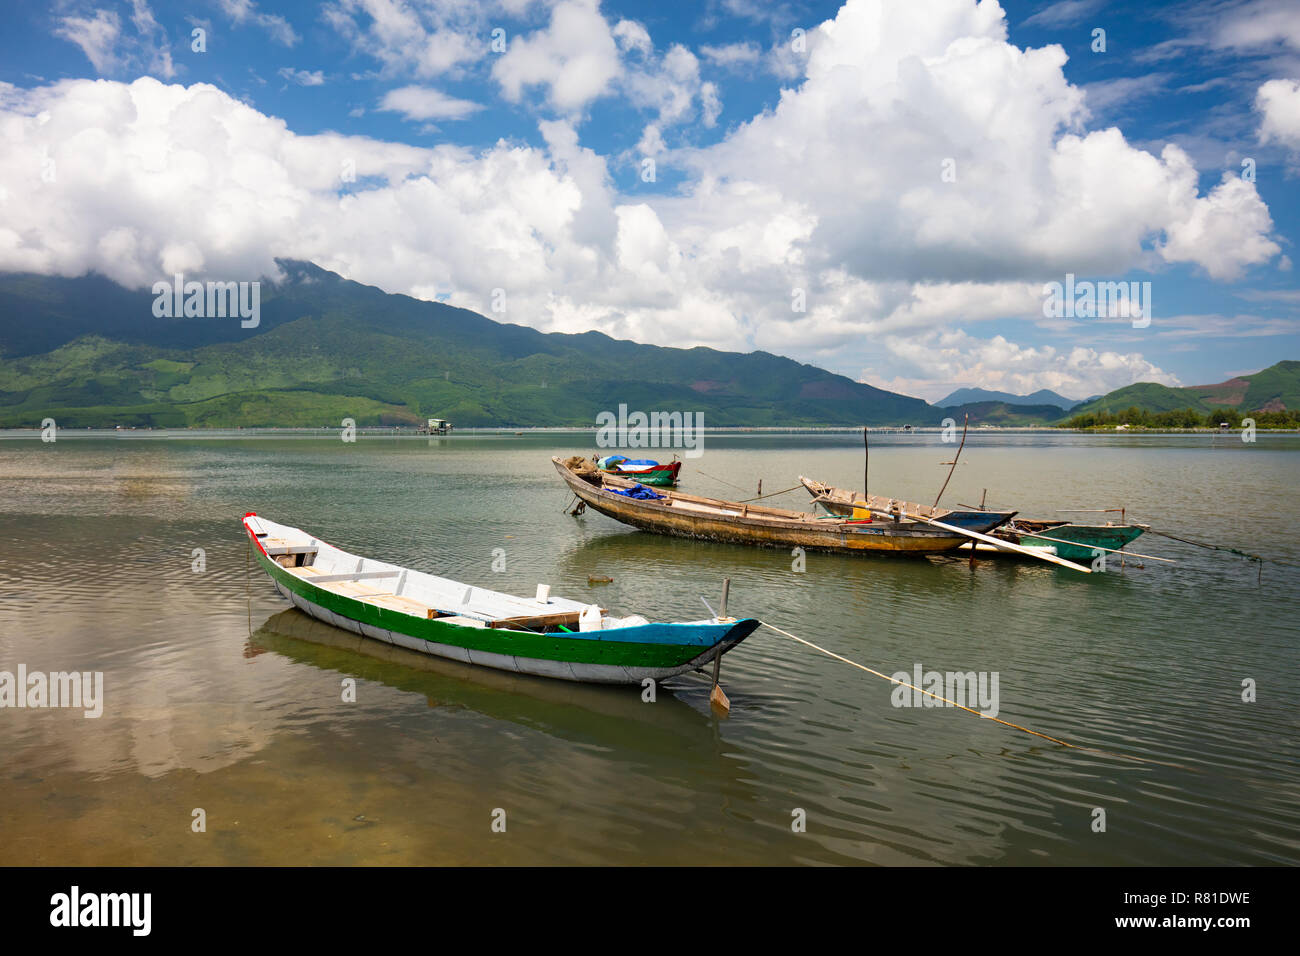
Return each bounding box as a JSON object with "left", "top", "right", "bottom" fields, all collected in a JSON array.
[{"left": 870, "top": 508, "right": 1094, "bottom": 573}]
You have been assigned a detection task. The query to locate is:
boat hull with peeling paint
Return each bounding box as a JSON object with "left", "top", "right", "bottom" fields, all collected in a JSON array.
[{"left": 555, "top": 458, "right": 971, "bottom": 554}]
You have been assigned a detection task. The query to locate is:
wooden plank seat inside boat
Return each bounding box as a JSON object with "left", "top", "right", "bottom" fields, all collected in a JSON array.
[
  {"left": 261, "top": 537, "right": 318, "bottom": 555},
  {"left": 261, "top": 537, "right": 320, "bottom": 568}
]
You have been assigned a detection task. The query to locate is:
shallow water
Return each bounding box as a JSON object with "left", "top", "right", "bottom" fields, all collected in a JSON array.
[{"left": 0, "top": 430, "right": 1296, "bottom": 865}]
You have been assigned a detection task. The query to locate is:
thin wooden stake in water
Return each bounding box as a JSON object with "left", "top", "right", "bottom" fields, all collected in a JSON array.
[
  {"left": 934, "top": 413, "right": 968, "bottom": 508},
  {"left": 862, "top": 426, "right": 869, "bottom": 502},
  {"left": 710, "top": 578, "right": 731, "bottom": 713}
]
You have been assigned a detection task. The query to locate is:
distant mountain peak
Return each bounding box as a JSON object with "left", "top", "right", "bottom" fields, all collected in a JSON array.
[{"left": 935, "top": 386, "right": 1079, "bottom": 410}]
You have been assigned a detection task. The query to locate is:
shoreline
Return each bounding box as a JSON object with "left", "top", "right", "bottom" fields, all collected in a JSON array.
[{"left": 2, "top": 425, "right": 1297, "bottom": 439}]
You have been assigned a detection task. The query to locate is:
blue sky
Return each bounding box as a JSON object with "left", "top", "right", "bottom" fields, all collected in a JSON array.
[{"left": 1, "top": 0, "right": 1297, "bottom": 401}]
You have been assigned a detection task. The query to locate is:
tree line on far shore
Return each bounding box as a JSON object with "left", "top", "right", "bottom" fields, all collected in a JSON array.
[{"left": 1063, "top": 406, "right": 1300, "bottom": 429}]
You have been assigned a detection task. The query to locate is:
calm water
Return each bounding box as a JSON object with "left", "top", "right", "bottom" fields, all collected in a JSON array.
[{"left": 0, "top": 431, "right": 1297, "bottom": 865}]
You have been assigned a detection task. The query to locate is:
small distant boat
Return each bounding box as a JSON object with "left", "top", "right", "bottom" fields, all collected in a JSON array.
[
  {"left": 960, "top": 519, "right": 1148, "bottom": 562},
  {"left": 556, "top": 458, "right": 973, "bottom": 554},
  {"left": 243, "top": 513, "right": 758, "bottom": 684},
  {"left": 798, "top": 476, "right": 1016, "bottom": 535},
  {"left": 597, "top": 455, "right": 682, "bottom": 486}
]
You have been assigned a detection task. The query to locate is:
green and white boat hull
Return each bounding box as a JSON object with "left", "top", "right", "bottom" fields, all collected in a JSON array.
[{"left": 244, "top": 514, "right": 757, "bottom": 684}]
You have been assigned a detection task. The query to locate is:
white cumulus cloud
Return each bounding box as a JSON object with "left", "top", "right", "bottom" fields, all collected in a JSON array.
[
  {"left": 869, "top": 331, "right": 1179, "bottom": 402},
  {"left": 8, "top": 0, "right": 1290, "bottom": 400},
  {"left": 492, "top": 0, "right": 623, "bottom": 112},
  {"left": 1256, "top": 77, "right": 1300, "bottom": 154},
  {"left": 378, "top": 85, "right": 482, "bottom": 120}
]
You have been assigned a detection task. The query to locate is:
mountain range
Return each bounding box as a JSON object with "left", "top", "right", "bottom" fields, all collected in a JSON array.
[
  {"left": 0, "top": 262, "right": 936, "bottom": 428},
  {"left": 0, "top": 262, "right": 1293, "bottom": 429},
  {"left": 935, "top": 387, "right": 1093, "bottom": 409}
]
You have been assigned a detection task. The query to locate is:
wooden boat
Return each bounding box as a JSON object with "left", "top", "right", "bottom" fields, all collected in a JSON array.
[
  {"left": 597, "top": 455, "right": 682, "bottom": 486},
  {"left": 798, "top": 476, "right": 1016, "bottom": 534},
  {"left": 243, "top": 513, "right": 758, "bottom": 684},
  {"left": 555, "top": 457, "right": 973, "bottom": 554},
  {"left": 959, "top": 519, "right": 1147, "bottom": 562}
]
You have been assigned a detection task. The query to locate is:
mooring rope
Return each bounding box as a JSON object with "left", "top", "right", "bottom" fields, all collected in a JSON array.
[
  {"left": 1138, "top": 526, "right": 1300, "bottom": 570},
  {"left": 694, "top": 468, "right": 753, "bottom": 493},
  {"left": 759, "top": 622, "right": 1189, "bottom": 770},
  {"left": 736, "top": 483, "right": 804, "bottom": 503}
]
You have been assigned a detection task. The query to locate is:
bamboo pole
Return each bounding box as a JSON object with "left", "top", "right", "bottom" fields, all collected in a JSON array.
[
  {"left": 1011, "top": 532, "right": 1175, "bottom": 563},
  {"left": 934, "top": 413, "right": 968, "bottom": 508},
  {"left": 876, "top": 508, "right": 1093, "bottom": 572},
  {"left": 862, "top": 426, "right": 869, "bottom": 503}
]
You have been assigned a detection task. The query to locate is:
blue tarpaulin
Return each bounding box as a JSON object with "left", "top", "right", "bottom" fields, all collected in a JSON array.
[
  {"left": 598, "top": 456, "right": 662, "bottom": 469},
  {"left": 610, "top": 483, "right": 664, "bottom": 500}
]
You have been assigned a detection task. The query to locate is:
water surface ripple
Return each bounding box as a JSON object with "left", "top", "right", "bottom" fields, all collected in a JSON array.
[{"left": 0, "top": 431, "right": 1296, "bottom": 865}]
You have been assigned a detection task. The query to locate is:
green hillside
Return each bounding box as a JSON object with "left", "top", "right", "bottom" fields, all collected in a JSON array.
[
  {"left": 1064, "top": 362, "right": 1300, "bottom": 427},
  {"left": 1238, "top": 360, "right": 1300, "bottom": 410},
  {"left": 1068, "top": 382, "right": 1212, "bottom": 417},
  {"left": 0, "top": 263, "right": 936, "bottom": 428},
  {"left": 1069, "top": 362, "right": 1300, "bottom": 417}
]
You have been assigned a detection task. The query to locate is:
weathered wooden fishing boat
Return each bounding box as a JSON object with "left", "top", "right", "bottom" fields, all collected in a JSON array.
[
  {"left": 555, "top": 457, "right": 973, "bottom": 554},
  {"left": 798, "top": 476, "right": 1017, "bottom": 534},
  {"left": 243, "top": 513, "right": 758, "bottom": 684},
  {"left": 959, "top": 519, "right": 1148, "bottom": 562},
  {"left": 597, "top": 455, "right": 682, "bottom": 486}
]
